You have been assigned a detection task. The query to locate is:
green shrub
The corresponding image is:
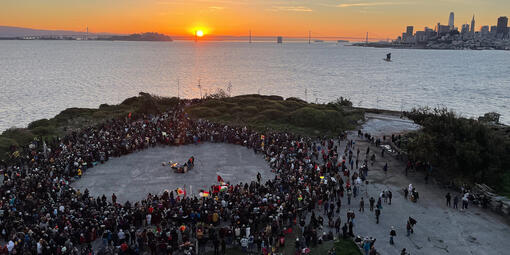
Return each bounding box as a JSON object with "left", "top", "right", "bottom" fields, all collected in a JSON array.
[
  {"left": 27, "top": 119, "right": 52, "bottom": 129},
  {"left": 289, "top": 107, "right": 326, "bottom": 127},
  {"left": 187, "top": 107, "right": 221, "bottom": 118},
  {"left": 1, "top": 128, "right": 35, "bottom": 145},
  {"left": 404, "top": 107, "right": 510, "bottom": 193},
  {"left": 260, "top": 109, "right": 287, "bottom": 121},
  {"left": 0, "top": 137, "right": 18, "bottom": 158},
  {"left": 31, "top": 126, "right": 57, "bottom": 137}
]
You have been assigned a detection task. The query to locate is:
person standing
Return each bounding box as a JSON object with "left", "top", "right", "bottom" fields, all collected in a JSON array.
[
  {"left": 359, "top": 197, "right": 365, "bottom": 212},
  {"left": 335, "top": 217, "right": 341, "bottom": 234},
  {"left": 375, "top": 207, "right": 381, "bottom": 224},
  {"left": 389, "top": 227, "right": 396, "bottom": 245},
  {"left": 221, "top": 238, "right": 226, "bottom": 255},
  {"left": 369, "top": 197, "right": 375, "bottom": 211},
  {"left": 363, "top": 239, "right": 371, "bottom": 255},
  {"left": 445, "top": 193, "right": 451, "bottom": 207},
  {"left": 453, "top": 195, "right": 459, "bottom": 209},
  {"left": 388, "top": 190, "right": 392, "bottom": 205},
  {"left": 462, "top": 193, "right": 469, "bottom": 210},
  {"left": 240, "top": 236, "right": 248, "bottom": 253},
  {"left": 213, "top": 238, "right": 220, "bottom": 255},
  {"left": 348, "top": 221, "right": 354, "bottom": 237},
  {"left": 404, "top": 188, "right": 409, "bottom": 200},
  {"left": 347, "top": 189, "right": 352, "bottom": 205},
  {"left": 342, "top": 223, "right": 348, "bottom": 239}
]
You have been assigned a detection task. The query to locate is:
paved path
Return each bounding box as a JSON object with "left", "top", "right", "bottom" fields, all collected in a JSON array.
[
  {"left": 336, "top": 131, "right": 510, "bottom": 255},
  {"left": 71, "top": 143, "right": 274, "bottom": 203}
]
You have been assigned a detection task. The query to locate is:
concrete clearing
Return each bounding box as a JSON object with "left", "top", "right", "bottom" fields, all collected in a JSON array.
[{"left": 71, "top": 143, "right": 274, "bottom": 203}]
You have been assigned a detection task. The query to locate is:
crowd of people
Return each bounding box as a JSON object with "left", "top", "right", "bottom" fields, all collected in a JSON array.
[{"left": 0, "top": 103, "right": 404, "bottom": 255}]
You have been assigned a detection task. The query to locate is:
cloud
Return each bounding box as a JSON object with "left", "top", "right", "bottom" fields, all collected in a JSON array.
[
  {"left": 209, "top": 6, "right": 225, "bottom": 10},
  {"left": 272, "top": 6, "right": 313, "bottom": 12},
  {"left": 337, "top": 2, "right": 409, "bottom": 8}
]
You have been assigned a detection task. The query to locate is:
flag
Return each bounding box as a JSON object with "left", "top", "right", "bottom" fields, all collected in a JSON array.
[
  {"left": 220, "top": 186, "right": 228, "bottom": 192},
  {"left": 177, "top": 188, "right": 186, "bottom": 196},
  {"left": 199, "top": 191, "right": 210, "bottom": 197},
  {"left": 128, "top": 112, "right": 132, "bottom": 119},
  {"left": 43, "top": 140, "right": 48, "bottom": 159},
  {"left": 217, "top": 175, "right": 224, "bottom": 183}
]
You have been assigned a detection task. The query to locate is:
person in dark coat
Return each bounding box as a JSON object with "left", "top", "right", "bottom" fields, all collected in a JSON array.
[
  {"left": 220, "top": 238, "right": 226, "bottom": 255},
  {"left": 342, "top": 223, "right": 348, "bottom": 239},
  {"left": 375, "top": 208, "right": 381, "bottom": 224},
  {"left": 389, "top": 227, "right": 396, "bottom": 245}
]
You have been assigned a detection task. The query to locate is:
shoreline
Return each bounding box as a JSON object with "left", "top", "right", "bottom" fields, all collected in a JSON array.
[{"left": 349, "top": 43, "right": 510, "bottom": 51}]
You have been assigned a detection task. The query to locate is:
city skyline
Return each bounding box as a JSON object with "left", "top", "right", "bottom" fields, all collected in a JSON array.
[{"left": 1, "top": 0, "right": 510, "bottom": 39}]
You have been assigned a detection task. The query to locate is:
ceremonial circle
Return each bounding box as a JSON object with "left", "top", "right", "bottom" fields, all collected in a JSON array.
[{"left": 72, "top": 143, "right": 274, "bottom": 203}]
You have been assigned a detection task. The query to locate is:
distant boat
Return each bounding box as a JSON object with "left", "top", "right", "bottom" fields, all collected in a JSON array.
[
  {"left": 384, "top": 53, "right": 392, "bottom": 62},
  {"left": 337, "top": 40, "right": 349, "bottom": 43},
  {"left": 314, "top": 40, "right": 324, "bottom": 43}
]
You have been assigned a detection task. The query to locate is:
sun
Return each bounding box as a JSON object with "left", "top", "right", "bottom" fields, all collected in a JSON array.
[{"left": 196, "top": 30, "right": 204, "bottom": 37}]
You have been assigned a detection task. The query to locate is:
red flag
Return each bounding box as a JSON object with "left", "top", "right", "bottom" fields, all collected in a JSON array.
[
  {"left": 128, "top": 112, "right": 132, "bottom": 119},
  {"left": 217, "top": 175, "right": 224, "bottom": 183}
]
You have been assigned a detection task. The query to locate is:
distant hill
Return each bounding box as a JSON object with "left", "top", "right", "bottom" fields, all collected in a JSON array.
[
  {"left": 0, "top": 26, "right": 90, "bottom": 37},
  {"left": 0, "top": 26, "right": 172, "bottom": 41},
  {"left": 100, "top": 32, "right": 173, "bottom": 41}
]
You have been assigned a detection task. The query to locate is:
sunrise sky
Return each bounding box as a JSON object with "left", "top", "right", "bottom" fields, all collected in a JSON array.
[{"left": 1, "top": 0, "right": 509, "bottom": 39}]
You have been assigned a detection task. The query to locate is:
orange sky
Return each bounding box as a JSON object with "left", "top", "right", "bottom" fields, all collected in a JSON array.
[{"left": 1, "top": 0, "right": 509, "bottom": 39}]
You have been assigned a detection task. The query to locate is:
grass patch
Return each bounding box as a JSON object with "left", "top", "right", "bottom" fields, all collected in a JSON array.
[
  {"left": 334, "top": 239, "right": 363, "bottom": 255},
  {"left": 186, "top": 95, "right": 364, "bottom": 137}
]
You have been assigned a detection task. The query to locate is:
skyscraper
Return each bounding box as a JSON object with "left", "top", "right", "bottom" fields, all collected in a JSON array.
[
  {"left": 470, "top": 15, "right": 475, "bottom": 34},
  {"left": 448, "top": 12, "right": 455, "bottom": 30},
  {"left": 480, "top": 26, "right": 489, "bottom": 36},
  {"left": 406, "top": 26, "right": 414, "bottom": 36},
  {"left": 461, "top": 24, "right": 469, "bottom": 35},
  {"left": 497, "top": 16, "right": 508, "bottom": 36}
]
